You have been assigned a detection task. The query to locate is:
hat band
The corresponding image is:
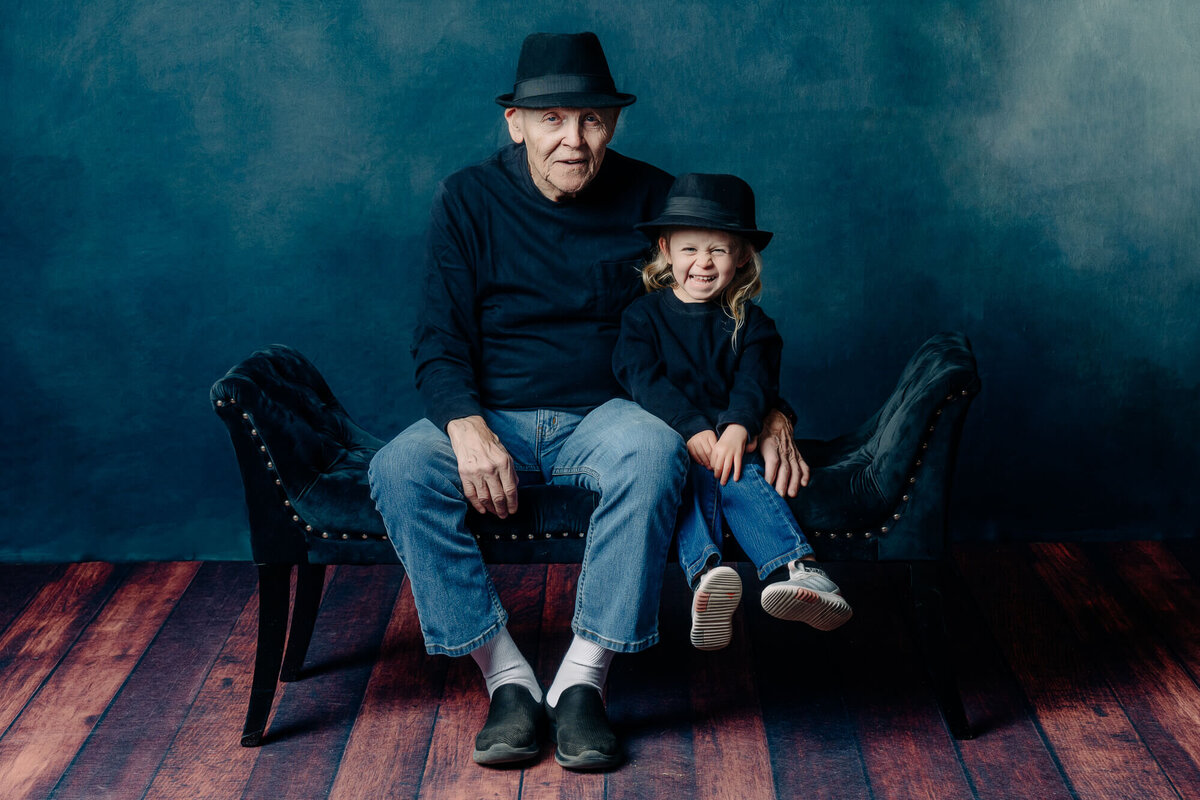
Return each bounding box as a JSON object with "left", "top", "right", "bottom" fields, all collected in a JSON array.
[
  {"left": 512, "top": 73, "right": 617, "bottom": 100},
  {"left": 659, "top": 197, "right": 749, "bottom": 228}
]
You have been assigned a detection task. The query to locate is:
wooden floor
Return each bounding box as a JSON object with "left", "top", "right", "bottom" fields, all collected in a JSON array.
[{"left": 1, "top": 542, "right": 1199, "bottom": 800}]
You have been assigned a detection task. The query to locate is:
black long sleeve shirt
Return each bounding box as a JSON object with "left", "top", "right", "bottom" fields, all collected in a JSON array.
[
  {"left": 411, "top": 143, "right": 673, "bottom": 430},
  {"left": 613, "top": 289, "right": 783, "bottom": 442}
]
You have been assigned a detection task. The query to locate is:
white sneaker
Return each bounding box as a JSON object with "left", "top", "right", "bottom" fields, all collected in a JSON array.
[
  {"left": 690, "top": 566, "right": 742, "bottom": 651},
  {"left": 760, "top": 561, "right": 852, "bottom": 631}
]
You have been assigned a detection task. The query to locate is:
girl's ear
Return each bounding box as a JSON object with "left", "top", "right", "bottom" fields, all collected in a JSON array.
[{"left": 657, "top": 235, "right": 669, "bottom": 254}]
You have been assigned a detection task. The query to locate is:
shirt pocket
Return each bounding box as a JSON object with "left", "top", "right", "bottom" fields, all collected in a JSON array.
[{"left": 590, "top": 257, "right": 645, "bottom": 315}]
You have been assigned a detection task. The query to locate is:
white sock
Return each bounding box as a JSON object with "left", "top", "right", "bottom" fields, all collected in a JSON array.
[
  {"left": 469, "top": 627, "right": 542, "bottom": 702},
  {"left": 546, "top": 635, "right": 614, "bottom": 708}
]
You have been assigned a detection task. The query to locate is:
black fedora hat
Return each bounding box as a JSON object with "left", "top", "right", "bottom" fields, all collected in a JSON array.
[
  {"left": 496, "top": 32, "right": 636, "bottom": 109},
  {"left": 636, "top": 173, "right": 773, "bottom": 251}
]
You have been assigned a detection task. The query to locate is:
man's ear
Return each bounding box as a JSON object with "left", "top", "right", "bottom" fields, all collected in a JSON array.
[{"left": 504, "top": 107, "right": 524, "bottom": 144}]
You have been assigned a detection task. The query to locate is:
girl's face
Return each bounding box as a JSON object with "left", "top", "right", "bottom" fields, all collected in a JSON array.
[{"left": 661, "top": 229, "right": 749, "bottom": 304}]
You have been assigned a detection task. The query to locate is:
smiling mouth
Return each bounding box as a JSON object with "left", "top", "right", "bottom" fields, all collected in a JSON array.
[{"left": 689, "top": 275, "right": 717, "bottom": 283}]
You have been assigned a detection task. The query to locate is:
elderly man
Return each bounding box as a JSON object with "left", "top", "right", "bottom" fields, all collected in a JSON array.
[{"left": 369, "top": 32, "right": 804, "bottom": 771}]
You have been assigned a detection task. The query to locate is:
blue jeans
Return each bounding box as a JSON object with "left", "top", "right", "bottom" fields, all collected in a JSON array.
[
  {"left": 368, "top": 399, "right": 688, "bottom": 656},
  {"left": 677, "top": 455, "right": 814, "bottom": 588}
]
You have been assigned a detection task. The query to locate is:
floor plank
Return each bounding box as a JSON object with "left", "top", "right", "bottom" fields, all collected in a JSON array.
[
  {"left": 327, "top": 574, "right": 448, "bottom": 800},
  {"left": 605, "top": 564, "right": 698, "bottom": 800},
  {"left": 0, "top": 563, "right": 126, "bottom": 738},
  {"left": 0, "top": 562, "right": 198, "bottom": 799},
  {"left": 1044, "top": 544, "right": 1200, "bottom": 795},
  {"left": 141, "top": 581, "right": 266, "bottom": 799},
  {"left": 240, "top": 564, "right": 407, "bottom": 800},
  {"left": 0, "top": 565, "right": 64, "bottom": 634},
  {"left": 961, "top": 543, "right": 1180, "bottom": 800},
  {"left": 948, "top": 551, "right": 1075, "bottom": 800},
  {"left": 688, "top": 565, "right": 776, "bottom": 800},
  {"left": 844, "top": 566, "right": 976, "bottom": 800},
  {"left": 747, "top": 562, "right": 870, "bottom": 800},
  {"left": 49, "top": 562, "right": 257, "bottom": 800}
]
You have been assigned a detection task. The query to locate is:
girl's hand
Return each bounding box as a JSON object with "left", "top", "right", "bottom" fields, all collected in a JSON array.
[
  {"left": 687, "top": 430, "right": 718, "bottom": 469},
  {"left": 712, "top": 424, "right": 749, "bottom": 485}
]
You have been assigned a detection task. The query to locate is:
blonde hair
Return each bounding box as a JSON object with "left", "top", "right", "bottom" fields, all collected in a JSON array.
[{"left": 641, "top": 230, "right": 765, "bottom": 349}]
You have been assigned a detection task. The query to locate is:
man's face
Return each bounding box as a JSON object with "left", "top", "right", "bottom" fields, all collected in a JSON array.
[{"left": 505, "top": 107, "right": 619, "bottom": 202}]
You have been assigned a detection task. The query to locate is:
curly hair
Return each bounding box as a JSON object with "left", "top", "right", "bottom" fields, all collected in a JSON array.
[{"left": 641, "top": 231, "right": 764, "bottom": 349}]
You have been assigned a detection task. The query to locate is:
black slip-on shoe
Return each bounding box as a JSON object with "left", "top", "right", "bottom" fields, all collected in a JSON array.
[
  {"left": 472, "top": 684, "right": 544, "bottom": 766},
  {"left": 545, "top": 684, "right": 622, "bottom": 770}
]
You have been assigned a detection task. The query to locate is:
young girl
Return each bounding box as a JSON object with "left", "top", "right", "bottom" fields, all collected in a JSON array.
[{"left": 614, "top": 173, "right": 852, "bottom": 651}]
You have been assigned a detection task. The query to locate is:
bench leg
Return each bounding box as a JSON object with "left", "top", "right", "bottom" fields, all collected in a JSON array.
[
  {"left": 280, "top": 564, "right": 326, "bottom": 682},
  {"left": 242, "top": 564, "right": 291, "bottom": 747},
  {"left": 909, "top": 560, "right": 974, "bottom": 740}
]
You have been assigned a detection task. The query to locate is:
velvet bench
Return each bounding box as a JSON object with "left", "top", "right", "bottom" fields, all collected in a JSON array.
[{"left": 210, "top": 331, "right": 980, "bottom": 746}]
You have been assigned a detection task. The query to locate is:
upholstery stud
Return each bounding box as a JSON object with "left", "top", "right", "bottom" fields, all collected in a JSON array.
[
  {"left": 893, "top": 513, "right": 902, "bottom": 520},
  {"left": 305, "top": 525, "right": 313, "bottom": 532},
  {"left": 880, "top": 526, "right": 889, "bottom": 534},
  {"left": 266, "top": 462, "right": 274, "bottom": 471},
  {"left": 242, "top": 412, "right": 250, "bottom": 420},
  {"left": 321, "top": 532, "right": 330, "bottom": 539},
  {"left": 292, "top": 515, "right": 300, "bottom": 522},
  {"left": 216, "top": 400, "right": 225, "bottom": 407},
  {"left": 250, "top": 429, "right": 258, "bottom": 437},
  {"left": 283, "top": 500, "right": 291, "bottom": 507},
  {"left": 340, "top": 533, "right": 349, "bottom": 540}
]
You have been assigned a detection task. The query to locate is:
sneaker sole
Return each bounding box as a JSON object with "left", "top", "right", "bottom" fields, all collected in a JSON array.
[
  {"left": 760, "top": 584, "right": 852, "bottom": 631},
  {"left": 691, "top": 567, "right": 742, "bottom": 651},
  {"left": 472, "top": 741, "right": 540, "bottom": 765}
]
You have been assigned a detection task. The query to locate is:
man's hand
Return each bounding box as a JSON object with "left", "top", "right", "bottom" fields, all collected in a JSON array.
[
  {"left": 711, "top": 424, "right": 749, "bottom": 485},
  {"left": 747, "top": 408, "right": 809, "bottom": 497},
  {"left": 446, "top": 415, "right": 519, "bottom": 518},
  {"left": 686, "top": 430, "right": 718, "bottom": 469}
]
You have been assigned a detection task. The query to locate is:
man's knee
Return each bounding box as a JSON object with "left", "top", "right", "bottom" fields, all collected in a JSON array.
[
  {"left": 607, "top": 410, "right": 688, "bottom": 494},
  {"left": 369, "top": 419, "right": 455, "bottom": 494}
]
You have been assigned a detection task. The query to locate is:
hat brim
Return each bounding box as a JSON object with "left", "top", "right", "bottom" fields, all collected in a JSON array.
[
  {"left": 635, "top": 217, "right": 773, "bottom": 252},
  {"left": 496, "top": 91, "right": 637, "bottom": 109}
]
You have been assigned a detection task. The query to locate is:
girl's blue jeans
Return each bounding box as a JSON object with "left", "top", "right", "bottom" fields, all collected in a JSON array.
[
  {"left": 677, "top": 454, "right": 813, "bottom": 589},
  {"left": 368, "top": 399, "right": 687, "bottom": 657}
]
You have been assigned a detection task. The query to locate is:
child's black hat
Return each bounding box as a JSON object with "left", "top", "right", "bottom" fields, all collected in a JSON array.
[{"left": 636, "top": 173, "right": 773, "bottom": 251}]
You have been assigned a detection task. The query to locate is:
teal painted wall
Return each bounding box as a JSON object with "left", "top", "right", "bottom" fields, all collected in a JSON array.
[{"left": 3, "top": 1, "right": 1197, "bottom": 561}]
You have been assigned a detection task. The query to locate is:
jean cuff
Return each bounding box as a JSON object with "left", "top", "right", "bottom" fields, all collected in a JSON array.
[{"left": 756, "top": 544, "right": 814, "bottom": 582}]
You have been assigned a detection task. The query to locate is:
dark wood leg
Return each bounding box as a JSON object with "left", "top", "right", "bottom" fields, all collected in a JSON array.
[
  {"left": 242, "top": 563, "right": 292, "bottom": 747},
  {"left": 909, "top": 560, "right": 974, "bottom": 740},
  {"left": 280, "top": 564, "right": 326, "bottom": 682}
]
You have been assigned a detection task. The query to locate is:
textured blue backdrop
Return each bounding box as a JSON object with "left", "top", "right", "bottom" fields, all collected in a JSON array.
[{"left": 2, "top": 1, "right": 1197, "bottom": 560}]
